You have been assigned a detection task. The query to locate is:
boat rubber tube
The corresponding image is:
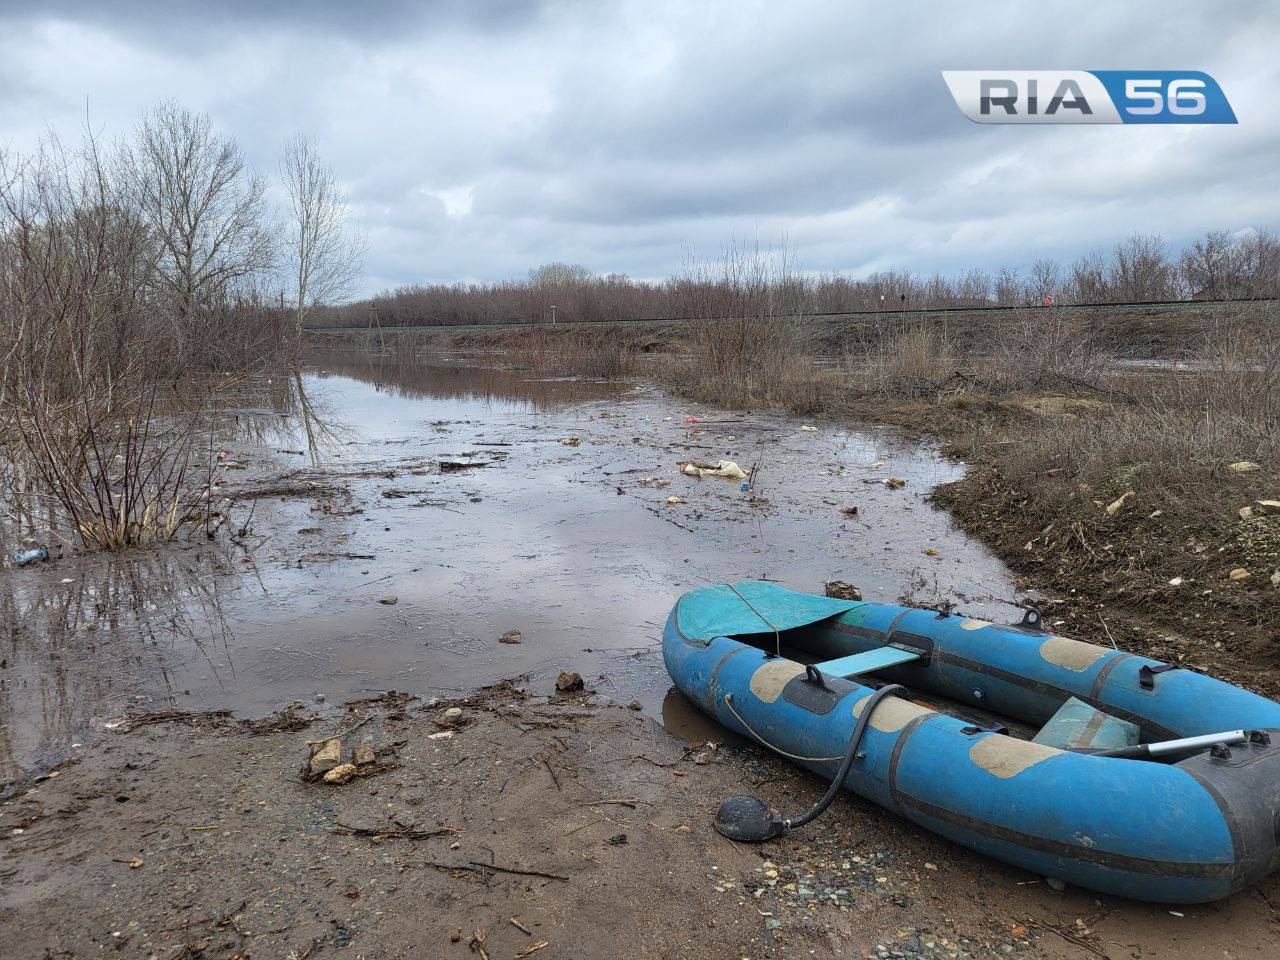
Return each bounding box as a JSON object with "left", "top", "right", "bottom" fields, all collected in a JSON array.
[
  {"left": 714, "top": 682, "right": 907, "bottom": 841},
  {"left": 663, "top": 582, "right": 1280, "bottom": 903}
]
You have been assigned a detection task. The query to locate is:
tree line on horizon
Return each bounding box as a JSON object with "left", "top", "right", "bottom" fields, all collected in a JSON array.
[{"left": 320, "top": 229, "right": 1280, "bottom": 329}]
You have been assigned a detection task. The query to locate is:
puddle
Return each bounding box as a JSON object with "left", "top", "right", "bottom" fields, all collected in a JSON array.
[{"left": 0, "top": 349, "right": 1027, "bottom": 779}]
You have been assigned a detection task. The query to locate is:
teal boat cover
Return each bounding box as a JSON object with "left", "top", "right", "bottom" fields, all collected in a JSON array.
[{"left": 675, "top": 581, "right": 862, "bottom": 643}]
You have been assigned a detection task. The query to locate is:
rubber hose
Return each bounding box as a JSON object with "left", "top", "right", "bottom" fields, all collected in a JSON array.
[{"left": 785, "top": 682, "right": 906, "bottom": 830}]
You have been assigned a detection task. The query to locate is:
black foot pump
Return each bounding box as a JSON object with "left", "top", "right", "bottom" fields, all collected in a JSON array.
[{"left": 713, "top": 683, "right": 906, "bottom": 842}]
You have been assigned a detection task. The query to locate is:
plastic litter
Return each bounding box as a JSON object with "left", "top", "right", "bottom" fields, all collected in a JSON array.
[
  {"left": 15, "top": 546, "right": 48, "bottom": 567},
  {"left": 680, "top": 460, "right": 750, "bottom": 480}
]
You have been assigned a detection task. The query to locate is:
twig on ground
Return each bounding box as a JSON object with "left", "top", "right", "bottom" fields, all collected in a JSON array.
[
  {"left": 307, "top": 714, "right": 372, "bottom": 745},
  {"left": 332, "top": 823, "right": 457, "bottom": 841},
  {"left": 421, "top": 860, "right": 569, "bottom": 882}
]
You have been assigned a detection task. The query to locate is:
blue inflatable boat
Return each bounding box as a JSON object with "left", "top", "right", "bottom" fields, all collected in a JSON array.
[{"left": 662, "top": 581, "right": 1280, "bottom": 903}]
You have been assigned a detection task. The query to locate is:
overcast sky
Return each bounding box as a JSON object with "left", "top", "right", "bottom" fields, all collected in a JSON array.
[{"left": 1, "top": 1, "right": 1276, "bottom": 296}]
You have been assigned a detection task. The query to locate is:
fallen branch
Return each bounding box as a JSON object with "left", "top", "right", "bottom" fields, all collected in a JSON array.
[
  {"left": 307, "top": 714, "right": 372, "bottom": 745},
  {"left": 119, "top": 709, "right": 233, "bottom": 731},
  {"left": 422, "top": 860, "right": 569, "bottom": 882},
  {"left": 332, "top": 822, "right": 457, "bottom": 841},
  {"left": 579, "top": 798, "right": 641, "bottom": 808}
]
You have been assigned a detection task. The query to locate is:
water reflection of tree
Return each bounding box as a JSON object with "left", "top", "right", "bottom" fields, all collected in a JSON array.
[
  {"left": 305, "top": 349, "right": 623, "bottom": 410},
  {"left": 199, "top": 371, "right": 346, "bottom": 467},
  {"left": 0, "top": 546, "right": 237, "bottom": 782}
]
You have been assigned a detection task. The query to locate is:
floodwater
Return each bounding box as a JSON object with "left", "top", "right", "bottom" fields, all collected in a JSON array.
[{"left": 1, "top": 349, "right": 1028, "bottom": 781}]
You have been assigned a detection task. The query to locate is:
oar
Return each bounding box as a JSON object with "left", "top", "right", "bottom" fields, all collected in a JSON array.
[{"left": 1083, "top": 729, "right": 1250, "bottom": 760}]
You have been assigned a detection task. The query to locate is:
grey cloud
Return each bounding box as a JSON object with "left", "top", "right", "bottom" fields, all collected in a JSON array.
[
  {"left": 0, "top": 0, "right": 550, "bottom": 46},
  {"left": 0, "top": 1, "right": 1276, "bottom": 293}
]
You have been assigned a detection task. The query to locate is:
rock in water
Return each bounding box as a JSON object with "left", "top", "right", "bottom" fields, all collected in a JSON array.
[
  {"left": 498, "top": 630, "right": 523, "bottom": 644},
  {"left": 555, "top": 670, "right": 585, "bottom": 693}
]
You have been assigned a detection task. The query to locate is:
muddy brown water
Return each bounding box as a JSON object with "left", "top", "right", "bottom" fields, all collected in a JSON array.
[{"left": 1, "top": 350, "right": 1028, "bottom": 781}]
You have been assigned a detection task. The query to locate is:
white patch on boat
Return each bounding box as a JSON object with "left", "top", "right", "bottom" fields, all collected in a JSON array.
[
  {"left": 969, "top": 735, "right": 1061, "bottom": 779},
  {"left": 958, "top": 618, "right": 991, "bottom": 630},
  {"left": 1039, "top": 636, "right": 1108, "bottom": 671},
  {"left": 748, "top": 660, "right": 806, "bottom": 703},
  {"left": 852, "top": 694, "right": 932, "bottom": 732}
]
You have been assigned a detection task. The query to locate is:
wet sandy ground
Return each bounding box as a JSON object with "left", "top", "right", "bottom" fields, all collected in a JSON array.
[
  {"left": 3, "top": 351, "right": 1023, "bottom": 781},
  {"left": 3, "top": 687, "right": 1276, "bottom": 960}
]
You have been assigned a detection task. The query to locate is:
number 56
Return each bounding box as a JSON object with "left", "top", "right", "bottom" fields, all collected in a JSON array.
[{"left": 1125, "top": 78, "right": 1206, "bottom": 115}]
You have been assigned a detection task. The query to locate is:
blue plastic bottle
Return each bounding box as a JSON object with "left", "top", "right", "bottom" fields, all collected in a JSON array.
[{"left": 15, "top": 547, "right": 47, "bottom": 567}]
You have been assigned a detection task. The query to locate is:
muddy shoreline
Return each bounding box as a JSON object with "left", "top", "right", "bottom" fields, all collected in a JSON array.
[{"left": 7, "top": 685, "right": 1278, "bottom": 960}]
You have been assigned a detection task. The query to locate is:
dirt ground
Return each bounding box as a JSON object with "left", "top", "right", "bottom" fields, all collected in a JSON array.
[{"left": 4, "top": 683, "right": 1278, "bottom": 960}]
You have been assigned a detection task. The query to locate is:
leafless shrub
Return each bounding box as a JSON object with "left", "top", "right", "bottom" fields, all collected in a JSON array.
[
  {"left": 990, "top": 308, "right": 1279, "bottom": 501},
  {"left": 0, "top": 105, "right": 304, "bottom": 553},
  {"left": 855, "top": 320, "right": 963, "bottom": 399},
  {"left": 674, "top": 240, "right": 808, "bottom": 387},
  {"left": 987, "top": 309, "right": 1110, "bottom": 391},
  {"left": 9, "top": 387, "right": 216, "bottom": 550}
]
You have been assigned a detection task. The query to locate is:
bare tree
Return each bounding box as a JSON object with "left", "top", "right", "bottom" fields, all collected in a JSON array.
[
  {"left": 1027, "top": 258, "right": 1061, "bottom": 304},
  {"left": 123, "top": 102, "right": 272, "bottom": 320},
  {"left": 1234, "top": 229, "right": 1280, "bottom": 298},
  {"left": 280, "top": 134, "right": 364, "bottom": 332},
  {"left": 1180, "top": 230, "right": 1235, "bottom": 298},
  {"left": 994, "top": 267, "right": 1021, "bottom": 306},
  {"left": 1070, "top": 252, "right": 1109, "bottom": 303},
  {"left": 1108, "top": 234, "right": 1174, "bottom": 302},
  {"left": 529, "top": 262, "right": 592, "bottom": 286}
]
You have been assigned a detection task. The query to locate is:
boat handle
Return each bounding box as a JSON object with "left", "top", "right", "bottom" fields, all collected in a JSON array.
[
  {"left": 1138, "top": 663, "right": 1177, "bottom": 690},
  {"left": 1012, "top": 605, "right": 1050, "bottom": 634},
  {"left": 960, "top": 721, "right": 1009, "bottom": 736},
  {"left": 804, "top": 664, "right": 828, "bottom": 688}
]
